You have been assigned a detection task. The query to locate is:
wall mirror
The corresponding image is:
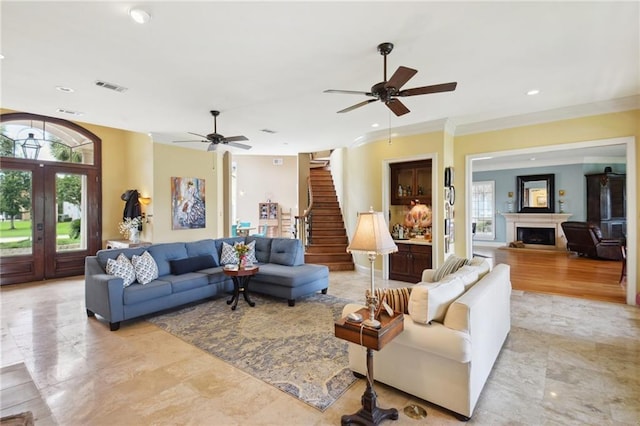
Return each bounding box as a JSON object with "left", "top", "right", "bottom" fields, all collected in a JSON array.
[{"left": 517, "top": 174, "right": 555, "bottom": 213}]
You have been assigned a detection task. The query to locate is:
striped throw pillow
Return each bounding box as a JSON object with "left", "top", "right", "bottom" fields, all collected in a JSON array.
[
  {"left": 366, "top": 287, "right": 412, "bottom": 314},
  {"left": 432, "top": 255, "right": 469, "bottom": 282}
]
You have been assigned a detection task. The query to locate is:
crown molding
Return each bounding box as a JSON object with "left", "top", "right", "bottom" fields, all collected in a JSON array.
[
  {"left": 454, "top": 95, "right": 640, "bottom": 136},
  {"left": 352, "top": 95, "right": 638, "bottom": 148}
]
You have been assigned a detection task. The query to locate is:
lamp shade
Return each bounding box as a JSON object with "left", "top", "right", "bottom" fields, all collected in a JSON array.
[{"left": 347, "top": 211, "right": 398, "bottom": 255}]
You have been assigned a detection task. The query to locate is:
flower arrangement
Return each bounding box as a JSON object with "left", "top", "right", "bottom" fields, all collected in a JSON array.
[
  {"left": 118, "top": 216, "right": 142, "bottom": 238},
  {"left": 234, "top": 243, "right": 250, "bottom": 258}
]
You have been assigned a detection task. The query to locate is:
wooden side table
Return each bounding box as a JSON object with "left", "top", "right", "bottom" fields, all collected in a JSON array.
[
  {"left": 223, "top": 266, "right": 259, "bottom": 310},
  {"left": 335, "top": 308, "right": 404, "bottom": 425}
]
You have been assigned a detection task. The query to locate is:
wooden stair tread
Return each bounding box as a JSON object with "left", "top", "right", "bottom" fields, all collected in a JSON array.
[{"left": 305, "top": 162, "right": 353, "bottom": 271}]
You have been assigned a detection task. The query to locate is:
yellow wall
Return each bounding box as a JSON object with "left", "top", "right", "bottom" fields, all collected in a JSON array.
[
  {"left": 60, "top": 120, "right": 153, "bottom": 245},
  {"left": 151, "top": 143, "right": 220, "bottom": 243}
]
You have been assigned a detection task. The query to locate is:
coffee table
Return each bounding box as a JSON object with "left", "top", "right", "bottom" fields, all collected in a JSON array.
[{"left": 223, "top": 265, "right": 259, "bottom": 310}]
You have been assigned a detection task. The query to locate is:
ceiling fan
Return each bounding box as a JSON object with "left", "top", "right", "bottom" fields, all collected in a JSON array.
[
  {"left": 173, "top": 110, "right": 251, "bottom": 151},
  {"left": 324, "top": 42, "right": 457, "bottom": 117}
]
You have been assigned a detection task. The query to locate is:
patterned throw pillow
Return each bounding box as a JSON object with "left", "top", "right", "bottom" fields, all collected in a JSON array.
[
  {"left": 106, "top": 253, "right": 136, "bottom": 287},
  {"left": 432, "top": 255, "right": 469, "bottom": 282},
  {"left": 366, "top": 287, "right": 412, "bottom": 314},
  {"left": 234, "top": 240, "right": 258, "bottom": 264},
  {"left": 131, "top": 251, "right": 159, "bottom": 285},
  {"left": 220, "top": 242, "right": 238, "bottom": 265}
]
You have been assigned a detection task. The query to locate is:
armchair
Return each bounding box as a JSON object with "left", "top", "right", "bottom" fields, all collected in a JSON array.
[{"left": 560, "top": 221, "right": 624, "bottom": 260}]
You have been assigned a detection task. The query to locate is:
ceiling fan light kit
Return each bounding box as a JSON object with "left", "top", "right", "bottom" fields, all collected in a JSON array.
[
  {"left": 173, "top": 110, "right": 251, "bottom": 151},
  {"left": 324, "top": 42, "right": 457, "bottom": 116}
]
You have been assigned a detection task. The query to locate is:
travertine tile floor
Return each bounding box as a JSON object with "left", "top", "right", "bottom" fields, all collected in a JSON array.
[{"left": 1, "top": 270, "right": 639, "bottom": 425}]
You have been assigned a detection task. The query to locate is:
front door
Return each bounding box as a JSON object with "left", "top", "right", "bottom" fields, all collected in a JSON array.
[{"left": 0, "top": 113, "right": 102, "bottom": 285}]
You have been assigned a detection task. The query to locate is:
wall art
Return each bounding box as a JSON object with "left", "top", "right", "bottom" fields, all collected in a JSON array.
[{"left": 171, "top": 176, "right": 206, "bottom": 229}]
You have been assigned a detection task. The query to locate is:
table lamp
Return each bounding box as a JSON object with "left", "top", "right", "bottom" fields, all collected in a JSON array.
[{"left": 347, "top": 209, "right": 398, "bottom": 328}]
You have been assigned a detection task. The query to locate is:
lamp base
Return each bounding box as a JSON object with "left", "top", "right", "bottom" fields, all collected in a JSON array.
[{"left": 363, "top": 318, "right": 381, "bottom": 329}]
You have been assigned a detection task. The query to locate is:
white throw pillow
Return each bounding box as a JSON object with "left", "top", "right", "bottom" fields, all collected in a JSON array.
[
  {"left": 220, "top": 242, "right": 238, "bottom": 265},
  {"left": 432, "top": 255, "right": 468, "bottom": 282},
  {"left": 452, "top": 265, "right": 480, "bottom": 291},
  {"left": 467, "top": 256, "right": 491, "bottom": 278},
  {"left": 408, "top": 276, "right": 465, "bottom": 324},
  {"left": 106, "top": 253, "right": 136, "bottom": 287},
  {"left": 131, "top": 251, "right": 159, "bottom": 285}
]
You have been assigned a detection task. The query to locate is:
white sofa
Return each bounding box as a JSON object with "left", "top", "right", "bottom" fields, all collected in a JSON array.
[{"left": 342, "top": 261, "right": 511, "bottom": 420}]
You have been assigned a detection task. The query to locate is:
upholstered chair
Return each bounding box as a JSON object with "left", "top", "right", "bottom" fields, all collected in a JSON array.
[{"left": 560, "top": 221, "right": 624, "bottom": 260}]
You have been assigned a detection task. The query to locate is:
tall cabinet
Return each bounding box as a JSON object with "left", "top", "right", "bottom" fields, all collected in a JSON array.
[
  {"left": 585, "top": 172, "right": 626, "bottom": 239},
  {"left": 258, "top": 202, "right": 280, "bottom": 237}
]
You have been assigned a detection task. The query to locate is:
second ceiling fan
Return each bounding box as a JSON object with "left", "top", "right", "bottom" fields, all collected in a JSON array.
[
  {"left": 173, "top": 110, "right": 251, "bottom": 151},
  {"left": 324, "top": 42, "right": 457, "bottom": 116}
]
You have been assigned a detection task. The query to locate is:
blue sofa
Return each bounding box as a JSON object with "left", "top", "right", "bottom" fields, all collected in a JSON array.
[{"left": 85, "top": 236, "right": 329, "bottom": 331}]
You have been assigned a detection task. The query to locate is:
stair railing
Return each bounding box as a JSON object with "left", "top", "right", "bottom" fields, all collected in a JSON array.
[{"left": 295, "top": 176, "right": 314, "bottom": 248}]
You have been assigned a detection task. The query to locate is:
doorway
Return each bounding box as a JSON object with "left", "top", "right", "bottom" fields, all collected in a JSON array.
[
  {"left": 465, "top": 136, "right": 636, "bottom": 305},
  {"left": 0, "top": 113, "right": 102, "bottom": 285}
]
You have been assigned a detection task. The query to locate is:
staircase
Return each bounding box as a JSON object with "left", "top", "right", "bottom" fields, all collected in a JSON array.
[{"left": 303, "top": 168, "right": 354, "bottom": 271}]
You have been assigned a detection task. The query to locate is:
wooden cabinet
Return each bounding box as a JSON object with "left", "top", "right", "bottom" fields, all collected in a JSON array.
[
  {"left": 390, "top": 160, "right": 432, "bottom": 205},
  {"left": 389, "top": 243, "right": 432, "bottom": 282},
  {"left": 585, "top": 172, "right": 626, "bottom": 239}
]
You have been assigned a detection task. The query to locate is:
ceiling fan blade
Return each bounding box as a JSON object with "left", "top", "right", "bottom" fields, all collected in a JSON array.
[
  {"left": 223, "top": 135, "right": 249, "bottom": 143},
  {"left": 386, "top": 99, "right": 410, "bottom": 116},
  {"left": 227, "top": 141, "right": 252, "bottom": 150},
  {"left": 399, "top": 82, "right": 458, "bottom": 97},
  {"left": 337, "top": 99, "right": 377, "bottom": 113},
  {"left": 385, "top": 66, "right": 417, "bottom": 90},
  {"left": 173, "top": 140, "right": 205, "bottom": 143},
  {"left": 188, "top": 132, "right": 209, "bottom": 139},
  {"left": 324, "top": 89, "right": 373, "bottom": 96}
]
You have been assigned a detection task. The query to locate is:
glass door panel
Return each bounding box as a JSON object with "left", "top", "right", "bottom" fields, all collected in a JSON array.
[
  {"left": 0, "top": 168, "right": 33, "bottom": 257},
  {"left": 55, "top": 172, "right": 87, "bottom": 252}
]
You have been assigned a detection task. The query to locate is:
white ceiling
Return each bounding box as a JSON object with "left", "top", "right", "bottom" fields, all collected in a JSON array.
[{"left": 1, "top": 1, "right": 638, "bottom": 159}]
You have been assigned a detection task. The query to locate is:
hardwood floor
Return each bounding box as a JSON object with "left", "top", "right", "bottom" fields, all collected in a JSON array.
[{"left": 474, "top": 246, "right": 626, "bottom": 304}]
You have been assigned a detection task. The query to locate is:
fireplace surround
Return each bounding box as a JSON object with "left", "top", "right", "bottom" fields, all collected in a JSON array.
[{"left": 502, "top": 213, "right": 572, "bottom": 250}]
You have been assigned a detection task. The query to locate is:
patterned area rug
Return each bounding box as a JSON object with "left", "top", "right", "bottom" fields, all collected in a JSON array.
[{"left": 148, "top": 292, "right": 357, "bottom": 411}]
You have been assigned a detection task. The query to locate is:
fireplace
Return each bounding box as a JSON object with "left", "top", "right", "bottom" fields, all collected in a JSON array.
[
  {"left": 501, "top": 213, "right": 573, "bottom": 250},
  {"left": 517, "top": 227, "right": 555, "bottom": 246}
]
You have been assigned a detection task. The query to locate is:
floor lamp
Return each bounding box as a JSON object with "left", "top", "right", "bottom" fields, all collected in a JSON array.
[{"left": 347, "top": 209, "right": 398, "bottom": 328}]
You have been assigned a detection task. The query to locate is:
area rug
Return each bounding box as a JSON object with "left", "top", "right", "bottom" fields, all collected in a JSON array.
[{"left": 148, "top": 292, "right": 358, "bottom": 411}]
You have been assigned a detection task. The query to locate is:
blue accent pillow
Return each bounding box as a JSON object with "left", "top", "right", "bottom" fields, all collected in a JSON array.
[{"left": 170, "top": 255, "right": 216, "bottom": 275}]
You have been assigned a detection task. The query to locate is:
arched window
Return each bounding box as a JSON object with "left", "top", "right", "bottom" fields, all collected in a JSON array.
[{"left": 1, "top": 114, "right": 96, "bottom": 164}]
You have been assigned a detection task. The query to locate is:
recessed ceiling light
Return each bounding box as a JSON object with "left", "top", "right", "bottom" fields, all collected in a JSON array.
[
  {"left": 0, "top": 54, "right": 4, "bottom": 60},
  {"left": 56, "top": 86, "right": 74, "bottom": 93},
  {"left": 530, "top": 157, "right": 536, "bottom": 161},
  {"left": 371, "top": 123, "right": 379, "bottom": 128},
  {"left": 129, "top": 8, "right": 151, "bottom": 24},
  {"left": 526, "top": 89, "right": 540, "bottom": 96}
]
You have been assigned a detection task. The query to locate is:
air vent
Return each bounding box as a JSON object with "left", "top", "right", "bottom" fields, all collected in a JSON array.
[
  {"left": 56, "top": 108, "right": 83, "bottom": 116},
  {"left": 260, "top": 129, "right": 277, "bottom": 134},
  {"left": 95, "top": 80, "right": 128, "bottom": 93}
]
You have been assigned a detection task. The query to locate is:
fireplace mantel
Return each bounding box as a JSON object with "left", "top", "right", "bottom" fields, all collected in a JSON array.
[{"left": 501, "top": 213, "right": 573, "bottom": 250}]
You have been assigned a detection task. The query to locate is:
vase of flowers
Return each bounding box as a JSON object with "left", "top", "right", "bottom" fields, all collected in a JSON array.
[
  {"left": 118, "top": 216, "right": 142, "bottom": 243},
  {"left": 234, "top": 243, "right": 250, "bottom": 268}
]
